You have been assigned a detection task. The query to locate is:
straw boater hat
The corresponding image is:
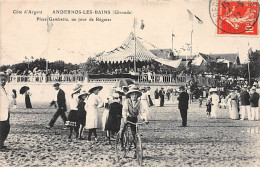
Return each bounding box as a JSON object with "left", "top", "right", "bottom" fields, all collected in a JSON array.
[
  {"left": 126, "top": 86, "right": 142, "bottom": 98},
  {"left": 253, "top": 82, "right": 258, "bottom": 86},
  {"left": 78, "top": 90, "right": 89, "bottom": 98},
  {"left": 0, "top": 72, "right": 7, "bottom": 79},
  {"left": 88, "top": 85, "right": 103, "bottom": 94},
  {"left": 53, "top": 83, "right": 60, "bottom": 87},
  {"left": 209, "top": 88, "right": 217, "bottom": 93},
  {"left": 73, "top": 83, "right": 83, "bottom": 93}
]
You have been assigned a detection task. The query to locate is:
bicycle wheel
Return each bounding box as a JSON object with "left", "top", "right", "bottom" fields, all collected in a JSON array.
[
  {"left": 136, "top": 134, "right": 143, "bottom": 166},
  {"left": 115, "top": 132, "right": 122, "bottom": 162},
  {"left": 124, "top": 128, "right": 130, "bottom": 157}
]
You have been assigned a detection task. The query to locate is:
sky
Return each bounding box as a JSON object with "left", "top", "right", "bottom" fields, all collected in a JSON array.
[{"left": 0, "top": 0, "right": 259, "bottom": 66}]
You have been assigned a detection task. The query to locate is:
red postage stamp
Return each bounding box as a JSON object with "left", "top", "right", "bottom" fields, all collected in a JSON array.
[{"left": 216, "top": 0, "right": 259, "bottom": 35}]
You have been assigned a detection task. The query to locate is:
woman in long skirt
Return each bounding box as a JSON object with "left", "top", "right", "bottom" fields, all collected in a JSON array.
[
  {"left": 154, "top": 88, "right": 160, "bottom": 107},
  {"left": 226, "top": 89, "right": 239, "bottom": 120},
  {"left": 68, "top": 84, "right": 82, "bottom": 139},
  {"left": 25, "top": 90, "right": 32, "bottom": 108},
  {"left": 77, "top": 90, "right": 88, "bottom": 139},
  {"left": 210, "top": 90, "right": 219, "bottom": 119},
  {"left": 85, "top": 85, "right": 103, "bottom": 142}
]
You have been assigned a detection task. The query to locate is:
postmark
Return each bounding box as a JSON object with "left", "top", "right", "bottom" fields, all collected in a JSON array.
[{"left": 209, "top": 0, "right": 259, "bottom": 35}]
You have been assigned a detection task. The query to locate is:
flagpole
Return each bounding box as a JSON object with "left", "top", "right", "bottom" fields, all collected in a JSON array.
[
  {"left": 248, "top": 62, "right": 250, "bottom": 86},
  {"left": 134, "top": 18, "right": 137, "bottom": 73},
  {"left": 190, "top": 22, "right": 193, "bottom": 76},
  {"left": 172, "top": 29, "right": 173, "bottom": 53}
]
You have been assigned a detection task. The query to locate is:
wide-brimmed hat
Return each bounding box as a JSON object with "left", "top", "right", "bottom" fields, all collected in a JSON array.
[
  {"left": 0, "top": 72, "right": 7, "bottom": 79},
  {"left": 115, "top": 87, "right": 125, "bottom": 96},
  {"left": 126, "top": 86, "right": 142, "bottom": 98},
  {"left": 209, "top": 88, "right": 217, "bottom": 93},
  {"left": 53, "top": 83, "right": 60, "bottom": 87},
  {"left": 78, "top": 90, "right": 89, "bottom": 98},
  {"left": 73, "top": 83, "right": 83, "bottom": 93},
  {"left": 253, "top": 82, "right": 258, "bottom": 86},
  {"left": 251, "top": 86, "right": 256, "bottom": 91},
  {"left": 88, "top": 85, "right": 103, "bottom": 94}
]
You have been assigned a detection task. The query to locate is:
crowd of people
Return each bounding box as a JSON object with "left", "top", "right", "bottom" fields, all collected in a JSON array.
[
  {"left": 1, "top": 69, "right": 259, "bottom": 151},
  {"left": 44, "top": 82, "right": 149, "bottom": 145}
]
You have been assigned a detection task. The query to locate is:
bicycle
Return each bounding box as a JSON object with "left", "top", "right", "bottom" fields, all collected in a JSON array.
[{"left": 115, "top": 120, "right": 148, "bottom": 166}]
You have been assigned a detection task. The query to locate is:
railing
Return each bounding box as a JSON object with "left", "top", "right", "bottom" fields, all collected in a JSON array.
[
  {"left": 8, "top": 74, "right": 214, "bottom": 86},
  {"left": 9, "top": 74, "right": 85, "bottom": 83},
  {"left": 138, "top": 74, "right": 189, "bottom": 84}
]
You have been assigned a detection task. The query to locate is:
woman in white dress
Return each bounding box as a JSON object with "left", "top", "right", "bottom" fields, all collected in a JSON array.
[
  {"left": 85, "top": 85, "right": 103, "bottom": 142},
  {"left": 140, "top": 87, "right": 149, "bottom": 109},
  {"left": 210, "top": 89, "right": 220, "bottom": 119},
  {"left": 226, "top": 89, "right": 239, "bottom": 120}
]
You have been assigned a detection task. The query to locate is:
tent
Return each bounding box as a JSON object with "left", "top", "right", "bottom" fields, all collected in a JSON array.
[{"left": 95, "top": 32, "right": 181, "bottom": 68}]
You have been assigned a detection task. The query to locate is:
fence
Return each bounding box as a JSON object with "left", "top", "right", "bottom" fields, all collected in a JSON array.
[
  {"left": 138, "top": 74, "right": 189, "bottom": 85},
  {"left": 8, "top": 74, "right": 215, "bottom": 86}
]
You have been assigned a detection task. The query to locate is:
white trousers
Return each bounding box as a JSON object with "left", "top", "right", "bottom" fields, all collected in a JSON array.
[
  {"left": 251, "top": 107, "right": 259, "bottom": 121},
  {"left": 240, "top": 105, "right": 251, "bottom": 120}
]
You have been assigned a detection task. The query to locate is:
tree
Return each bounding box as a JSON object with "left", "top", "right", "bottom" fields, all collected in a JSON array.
[
  {"left": 82, "top": 57, "right": 100, "bottom": 74},
  {"left": 249, "top": 50, "right": 260, "bottom": 78},
  {"left": 205, "top": 61, "right": 228, "bottom": 75}
]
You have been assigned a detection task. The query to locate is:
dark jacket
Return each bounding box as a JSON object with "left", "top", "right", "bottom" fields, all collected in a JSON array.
[
  {"left": 57, "top": 89, "right": 67, "bottom": 111},
  {"left": 154, "top": 90, "right": 159, "bottom": 99},
  {"left": 105, "top": 102, "right": 123, "bottom": 132},
  {"left": 159, "top": 90, "right": 165, "bottom": 97},
  {"left": 240, "top": 91, "right": 250, "bottom": 106},
  {"left": 177, "top": 91, "right": 189, "bottom": 110},
  {"left": 250, "top": 92, "right": 259, "bottom": 107}
]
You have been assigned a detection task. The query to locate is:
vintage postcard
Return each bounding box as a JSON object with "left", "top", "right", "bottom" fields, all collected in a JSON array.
[{"left": 0, "top": 0, "right": 260, "bottom": 167}]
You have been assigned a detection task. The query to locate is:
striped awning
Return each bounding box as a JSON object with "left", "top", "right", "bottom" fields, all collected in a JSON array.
[
  {"left": 95, "top": 32, "right": 155, "bottom": 63},
  {"left": 95, "top": 32, "right": 182, "bottom": 68}
]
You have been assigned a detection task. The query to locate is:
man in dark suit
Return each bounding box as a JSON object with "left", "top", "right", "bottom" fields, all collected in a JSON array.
[
  {"left": 177, "top": 86, "right": 189, "bottom": 127},
  {"left": 250, "top": 87, "right": 259, "bottom": 121},
  {"left": 240, "top": 86, "right": 251, "bottom": 120},
  {"left": 159, "top": 87, "right": 165, "bottom": 107},
  {"left": 46, "top": 83, "right": 67, "bottom": 129}
]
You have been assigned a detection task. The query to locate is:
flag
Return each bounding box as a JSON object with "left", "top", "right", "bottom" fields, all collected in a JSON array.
[
  {"left": 187, "top": 9, "right": 203, "bottom": 24},
  {"left": 194, "top": 15, "right": 203, "bottom": 24},
  {"left": 47, "top": 15, "right": 53, "bottom": 32},
  {"left": 187, "top": 9, "right": 193, "bottom": 21},
  {"left": 172, "top": 34, "right": 175, "bottom": 37},
  {"left": 140, "top": 20, "right": 145, "bottom": 29}
]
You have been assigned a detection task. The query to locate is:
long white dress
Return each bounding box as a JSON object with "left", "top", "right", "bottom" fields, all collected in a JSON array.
[
  {"left": 211, "top": 94, "right": 220, "bottom": 118},
  {"left": 85, "top": 93, "right": 103, "bottom": 129}
]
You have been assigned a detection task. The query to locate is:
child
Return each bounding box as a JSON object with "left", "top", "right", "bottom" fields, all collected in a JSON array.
[
  {"left": 77, "top": 90, "right": 88, "bottom": 139},
  {"left": 105, "top": 93, "right": 123, "bottom": 144},
  {"left": 67, "top": 84, "right": 82, "bottom": 139},
  {"left": 102, "top": 98, "right": 110, "bottom": 139},
  {"left": 198, "top": 95, "right": 203, "bottom": 108},
  {"left": 11, "top": 89, "right": 17, "bottom": 109},
  {"left": 206, "top": 98, "right": 212, "bottom": 117},
  {"left": 219, "top": 95, "right": 226, "bottom": 109}
]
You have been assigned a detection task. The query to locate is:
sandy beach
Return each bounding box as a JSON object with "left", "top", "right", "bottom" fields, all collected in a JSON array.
[{"left": 1, "top": 97, "right": 260, "bottom": 167}]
